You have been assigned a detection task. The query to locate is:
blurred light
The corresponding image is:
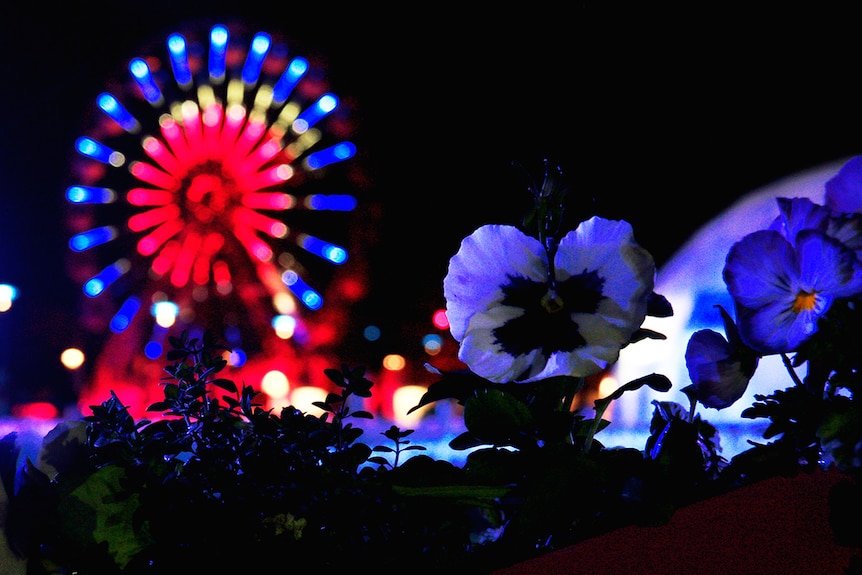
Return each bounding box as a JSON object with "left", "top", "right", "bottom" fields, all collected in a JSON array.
[
  {"left": 261, "top": 370, "right": 289, "bottom": 398},
  {"left": 136, "top": 218, "right": 185, "bottom": 257},
  {"left": 201, "top": 99, "right": 221, "bottom": 131},
  {"left": 212, "top": 259, "right": 231, "bottom": 287},
  {"left": 304, "top": 142, "right": 355, "bottom": 170},
  {"left": 12, "top": 402, "right": 59, "bottom": 420},
  {"left": 144, "top": 340, "right": 163, "bottom": 359},
  {"left": 285, "top": 130, "right": 321, "bottom": 158},
  {"left": 598, "top": 375, "right": 619, "bottom": 400},
  {"left": 127, "top": 205, "right": 181, "bottom": 232},
  {"left": 242, "top": 32, "right": 271, "bottom": 84},
  {"left": 432, "top": 309, "right": 449, "bottom": 330},
  {"left": 392, "top": 385, "right": 430, "bottom": 427},
  {"left": 293, "top": 93, "right": 338, "bottom": 133},
  {"left": 272, "top": 57, "right": 308, "bottom": 104},
  {"left": 151, "top": 300, "right": 179, "bottom": 328},
  {"left": 234, "top": 207, "right": 288, "bottom": 238},
  {"left": 0, "top": 284, "right": 18, "bottom": 312},
  {"left": 304, "top": 194, "right": 357, "bottom": 211},
  {"left": 66, "top": 186, "right": 116, "bottom": 204},
  {"left": 252, "top": 84, "right": 274, "bottom": 112},
  {"left": 126, "top": 187, "right": 173, "bottom": 206},
  {"left": 272, "top": 314, "right": 297, "bottom": 339},
  {"left": 110, "top": 296, "right": 142, "bottom": 333},
  {"left": 129, "top": 57, "right": 163, "bottom": 104},
  {"left": 141, "top": 135, "right": 181, "bottom": 174},
  {"left": 228, "top": 348, "right": 247, "bottom": 367},
  {"left": 363, "top": 325, "right": 381, "bottom": 341},
  {"left": 242, "top": 192, "right": 295, "bottom": 210},
  {"left": 422, "top": 334, "right": 443, "bottom": 356},
  {"left": 129, "top": 160, "right": 178, "bottom": 189},
  {"left": 267, "top": 395, "right": 292, "bottom": 412},
  {"left": 179, "top": 101, "right": 203, "bottom": 153},
  {"left": 290, "top": 386, "right": 327, "bottom": 416},
  {"left": 69, "top": 226, "right": 118, "bottom": 252},
  {"left": 167, "top": 33, "right": 192, "bottom": 87},
  {"left": 272, "top": 291, "right": 296, "bottom": 314},
  {"left": 282, "top": 271, "right": 322, "bottom": 310},
  {"left": 158, "top": 114, "right": 191, "bottom": 164},
  {"left": 208, "top": 24, "right": 229, "bottom": 81},
  {"left": 234, "top": 225, "right": 273, "bottom": 262},
  {"left": 244, "top": 163, "right": 294, "bottom": 190},
  {"left": 224, "top": 324, "right": 241, "bottom": 344},
  {"left": 75, "top": 137, "right": 125, "bottom": 167},
  {"left": 60, "top": 348, "right": 86, "bottom": 370},
  {"left": 297, "top": 234, "right": 347, "bottom": 264},
  {"left": 84, "top": 259, "right": 130, "bottom": 297},
  {"left": 382, "top": 354, "right": 406, "bottom": 371},
  {"left": 97, "top": 92, "right": 140, "bottom": 133}
]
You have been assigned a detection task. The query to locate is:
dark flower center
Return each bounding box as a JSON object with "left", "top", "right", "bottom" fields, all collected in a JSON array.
[{"left": 493, "top": 270, "right": 605, "bottom": 366}]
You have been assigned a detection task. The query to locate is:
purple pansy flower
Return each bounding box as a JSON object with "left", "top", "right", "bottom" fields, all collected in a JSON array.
[
  {"left": 723, "top": 228, "right": 862, "bottom": 354},
  {"left": 443, "top": 217, "right": 655, "bottom": 383},
  {"left": 682, "top": 305, "right": 759, "bottom": 410},
  {"left": 768, "top": 197, "right": 831, "bottom": 243},
  {"left": 771, "top": 196, "right": 862, "bottom": 258}
]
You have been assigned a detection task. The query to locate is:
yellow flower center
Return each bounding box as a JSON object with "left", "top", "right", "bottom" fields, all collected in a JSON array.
[
  {"left": 541, "top": 290, "right": 565, "bottom": 313},
  {"left": 791, "top": 290, "right": 817, "bottom": 313}
]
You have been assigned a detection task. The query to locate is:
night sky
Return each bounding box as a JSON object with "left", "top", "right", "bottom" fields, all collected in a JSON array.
[{"left": 2, "top": 2, "right": 862, "bottom": 410}]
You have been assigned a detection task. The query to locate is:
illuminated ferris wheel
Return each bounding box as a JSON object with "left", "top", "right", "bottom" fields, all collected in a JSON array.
[{"left": 65, "top": 20, "right": 368, "bottom": 409}]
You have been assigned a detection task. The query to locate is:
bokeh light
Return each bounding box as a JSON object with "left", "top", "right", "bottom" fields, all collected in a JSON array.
[
  {"left": 382, "top": 354, "right": 406, "bottom": 371},
  {"left": 60, "top": 348, "right": 86, "bottom": 370},
  {"left": 431, "top": 309, "right": 448, "bottom": 330},
  {"left": 0, "top": 284, "right": 18, "bottom": 312},
  {"left": 260, "top": 369, "right": 289, "bottom": 398},
  {"left": 391, "top": 385, "right": 430, "bottom": 427}
]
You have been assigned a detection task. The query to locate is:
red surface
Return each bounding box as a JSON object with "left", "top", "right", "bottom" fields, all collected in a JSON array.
[{"left": 492, "top": 468, "right": 859, "bottom": 575}]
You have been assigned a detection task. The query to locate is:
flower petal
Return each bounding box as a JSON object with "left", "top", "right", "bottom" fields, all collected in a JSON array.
[
  {"left": 458, "top": 306, "right": 545, "bottom": 382},
  {"left": 769, "top": 197, "right": 830, "bottom": 243},
  {"left": 443, "top": 225, "right": 545, "bottom": 342},
  {"left": 723, "top": 230, "right": 799, "bottom": 310},
  {"left": 684, "top": 329, "right": 756, "bottom": 409},
  {"left": 825, "top": 155, "right": 862, "bottom": 214},
  {"left": 556, "top": 217, "right": 655, "bottom": 333},
  {"left": 734, "top": 299, "right": 819, "bottom": 353},
  {"left": 796, "top": 229, "right": 862, "bottom": 298}
]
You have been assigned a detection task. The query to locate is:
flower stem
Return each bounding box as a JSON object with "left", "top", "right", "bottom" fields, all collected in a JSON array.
[
  {"left": 556, "top": 377, "right": 584, "bottom": 446},
  {"left": 584, "top": 392, "right": 611, "bottom": 453},
  {"left": 780, "top": 353, "right": 804, "bottom": 387}
]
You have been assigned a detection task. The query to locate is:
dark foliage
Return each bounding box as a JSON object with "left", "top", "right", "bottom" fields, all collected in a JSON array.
[{"left": 2, "top": 325, "right": 858, "bottom": 574}]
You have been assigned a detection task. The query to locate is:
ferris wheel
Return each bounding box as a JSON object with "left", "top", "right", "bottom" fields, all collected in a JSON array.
[{"left": 65, "top": 20, "right": 369, "bottom": 413}]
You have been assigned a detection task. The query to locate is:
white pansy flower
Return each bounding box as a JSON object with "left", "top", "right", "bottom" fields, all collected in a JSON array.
[{"left": 444, "top": 217, "right": 655, "bottom": 383}]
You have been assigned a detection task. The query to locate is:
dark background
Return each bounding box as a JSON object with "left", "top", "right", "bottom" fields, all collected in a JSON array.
[{"left": 2, "top": 2, "right": 861, "bottom": 409}]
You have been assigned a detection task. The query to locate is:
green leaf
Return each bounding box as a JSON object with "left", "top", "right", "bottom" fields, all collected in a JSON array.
[
  {"left": 392, "top": 483, "right": 512, "bottom": 507},
  {"left": 212, "top": 378, "right": 238, "bottom": 393},
  {"left": 628, "top": 328, "right": 668, "bottom": 344},
  {"left": 407, "top": 369, "right": 493, "bottom": 413},
  {"left": 646, "top": 291, "right": 674, "bottom": 318},
  {"left": 464, "top": 389, "right": 534, "bottom": 446},
  {"left": 64, "top": 465, "right": 152, "bottom": 569},
  {"left": 597, "top": 373, "right": 672, "bottom": 410}
]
